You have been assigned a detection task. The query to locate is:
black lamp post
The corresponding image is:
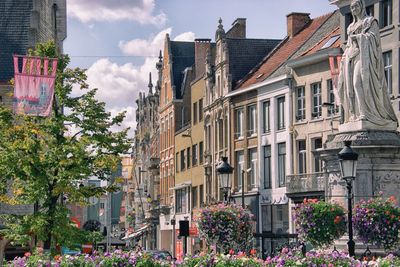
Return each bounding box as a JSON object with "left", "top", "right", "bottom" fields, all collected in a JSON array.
[
  {"left": 216, "top": 157, "right": 233, "bottom": 203},
  {"left": 338, "top": 141, "right": 358, "bottom": 257}
]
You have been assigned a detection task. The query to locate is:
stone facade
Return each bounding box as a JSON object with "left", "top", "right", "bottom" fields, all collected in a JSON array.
[{"left": 0, "top": 0, "right": 66, "bottom": 83}]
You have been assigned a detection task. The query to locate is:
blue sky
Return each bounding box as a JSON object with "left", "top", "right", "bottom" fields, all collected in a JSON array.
[{"left": 64, "top": 0, "right": 337, "bottom": 134}]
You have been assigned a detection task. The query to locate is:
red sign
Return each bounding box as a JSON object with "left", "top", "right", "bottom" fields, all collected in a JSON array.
[{"left": 189, "top": 226, "right": 199, "bottom": 236}]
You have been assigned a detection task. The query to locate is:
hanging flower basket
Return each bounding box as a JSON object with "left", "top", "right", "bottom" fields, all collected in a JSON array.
[
  {"left": 196, "top": 203, "right": 254, "bottom": 253},
  {"left": 294, "top": 199, "right": 346, "bottom": 248},
  {"left": 353, "top": 195, "right": 400, "bottom": 250}
]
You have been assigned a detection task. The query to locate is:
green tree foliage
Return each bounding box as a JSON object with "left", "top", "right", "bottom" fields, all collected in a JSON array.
[{"left": 0, "top": 42, "right": 131, "bottom": 252}]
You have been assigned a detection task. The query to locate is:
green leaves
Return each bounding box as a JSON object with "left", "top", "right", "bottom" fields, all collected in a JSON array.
[{"left": 0, "top": 41, "right": 132, "bottom": 251}]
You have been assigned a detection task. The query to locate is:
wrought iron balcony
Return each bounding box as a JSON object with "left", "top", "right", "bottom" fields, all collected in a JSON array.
[{"left": 286, "top": 172, "right": 325, "bottom": 194}]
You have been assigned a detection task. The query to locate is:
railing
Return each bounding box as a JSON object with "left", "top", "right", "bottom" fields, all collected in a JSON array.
[{"left": 286, "top": 172, "right": 325, "bottom": 194}]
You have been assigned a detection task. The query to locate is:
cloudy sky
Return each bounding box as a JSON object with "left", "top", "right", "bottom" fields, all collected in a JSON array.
[{"left": 64, "top": 0, "right": 336, "bottom": 136}]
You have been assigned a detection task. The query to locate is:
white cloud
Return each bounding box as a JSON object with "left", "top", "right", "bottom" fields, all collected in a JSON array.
[
  {"left": 118, "top": 28, "right": 172, "bottom": 56},
  {"left": 68, "top": 0, "right": 166, "bottom": 26},
  {"left": 173, "top": 32, "right": 196, "bottom": 42},
  {"left": 78, "top": 28, "right": 196, "bottom": 137},
  {"left": 119, "top": 28, "right": 196, "bottom": 56}
]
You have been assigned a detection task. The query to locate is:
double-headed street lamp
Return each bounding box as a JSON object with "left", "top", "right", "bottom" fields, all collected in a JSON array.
[
  {"left": 338, "top": 141, "right": 358, "bottom": 257},
  {"left": 217, "top": 157, "right": 233, "bottom": 203}
]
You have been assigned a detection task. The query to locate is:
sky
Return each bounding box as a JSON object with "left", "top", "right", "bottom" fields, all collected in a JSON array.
[{"left": 64, "top": 0, "right": 337, "bottom": 136}]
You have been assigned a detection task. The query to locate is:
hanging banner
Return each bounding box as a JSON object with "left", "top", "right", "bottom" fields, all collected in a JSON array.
[{"left": 13, "top": 55, "right": 58, "bottom": 116}]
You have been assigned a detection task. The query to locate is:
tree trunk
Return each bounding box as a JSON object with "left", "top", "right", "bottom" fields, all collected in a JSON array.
[{"left": 0, "top": 238, "right": 10, "bottom": 266}]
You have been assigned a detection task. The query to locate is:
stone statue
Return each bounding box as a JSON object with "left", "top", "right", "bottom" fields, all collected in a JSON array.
[{"left": 337, "top": 0, "right": 398, "bottom": 130}]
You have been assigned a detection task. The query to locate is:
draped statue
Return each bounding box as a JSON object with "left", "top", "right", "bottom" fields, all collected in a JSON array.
[{"left": 337, "top": 0, "right": 398, "bottom": 130}]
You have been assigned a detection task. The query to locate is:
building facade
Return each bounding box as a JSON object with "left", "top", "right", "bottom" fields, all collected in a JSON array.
[{"left": 158, "top": 36, "right": 195, "bottom": 253}]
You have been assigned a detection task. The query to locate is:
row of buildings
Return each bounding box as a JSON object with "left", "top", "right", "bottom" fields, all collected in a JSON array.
[{"left": 127, "top": 0, "right": 400, "bottom": 259}]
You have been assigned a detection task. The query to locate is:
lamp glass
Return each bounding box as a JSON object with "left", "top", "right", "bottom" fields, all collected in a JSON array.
[
  {"left": 339, "top": 159, "right": 358, "bottom": 179},
  {"left": 219, "top": 173, "right": 230, "bottom": 189}
]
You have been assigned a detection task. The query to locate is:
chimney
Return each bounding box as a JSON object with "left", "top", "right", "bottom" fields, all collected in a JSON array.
[
  {"left": 226, "top": 18, "right": 246, "bottom": 39},
  {"left": 286, "top": 13, "right": 310, "bottom": 38},
  {"left": 194, "top": 38, "right": 211, "bottom": 78}
]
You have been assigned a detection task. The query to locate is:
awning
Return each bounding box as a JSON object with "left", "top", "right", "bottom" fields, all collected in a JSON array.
[
  {"left": 122, "top": 224, "right": 151, "bottom": 240},
  {"left": 170, "top": 182, "right": 191, "bottom": 190}
]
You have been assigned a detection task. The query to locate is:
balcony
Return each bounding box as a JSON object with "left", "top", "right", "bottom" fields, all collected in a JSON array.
[{"left": 286, "top": 172, "right": 325, "bottom": 195}]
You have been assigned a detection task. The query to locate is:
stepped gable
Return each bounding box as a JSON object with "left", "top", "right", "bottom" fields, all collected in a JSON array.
[{"left": 236, "top": 12, "right": 335, "bottom": 90}]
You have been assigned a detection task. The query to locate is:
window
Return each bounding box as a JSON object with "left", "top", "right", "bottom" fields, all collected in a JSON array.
[
  {"left": 166, "top": 120, "right": 169, "bottom": 147},
  {"left": 262, "top": 205, "right": 272, "bottom": 232},
  {"left": 176, "top": 152, "right": 179, "bottom": 173},
  {"left": 164, "top": 82, "right": 167, "bottom": 104},
  {"left": 192, "top": 186, "right": 198, "bottom": 209},
  {"left": 218, "top": 119, "right": 223, "bottom": 150},
  {"left": 235, "top": 151, "right": 244, "bottom": 191},
  {"left": 199, "top": 142, "right": 204, "bottom": 164},
  {"left": 327, "top": 79, "right": 339, "bottom": 115},
  {"left": 383, "top": 51, "right": 392, "bottom": 94},
  {"left": 248, "top": 148, "right": 257, "bottom": 189},
  {"left": 380, "top": 0, "right": 392, "bottom": 28},
  {"left": 235, "top": 109, "right": 244, "bottom": 138},
  {"left": 278, "top": 143, "right": 286, "bottom": 187},
  {"left": 199, "top": 98, "right": 203, "bottom": 121},
  {"left": 187, "top": 147, "right": 191, "bottom": 169},
  {"left": 262, "top": 101, "right": 270, "bottom": 133},
  {"left": 298, "top": 140, "right": 306, "bottom": 174},
  {"left": 180, "top": 150, "right": 185, "bottom": 171},
  {"left": 296, "top": 87, "right": 306, "bottom": 121},
  {"left": 192, "top": 144, "right": 198, "bottom": 166},
  {"left": 272, "top": 204, "right": 289, "bottom": 234},
  {"left": 247, "top": 105, "right": 257, "bottom": 136},
  {"left": 313, "top": 138, "right": 323, "bottom": 173},
  {"left": 311, "top": 83, "right": 322, "bottom": 119},
  {"left": 199, "top": 185, "right": 204, "bottom": 207},
  {"left": 366, "top": 4, "right": 374, "bottom": 17},
  {"left": 224, "top": 116, "right": 228, "bottom": 148},
  {"left": 193, "top": 102, "right": 198, "bottom": 125},
  {"left": 175, "top": 188, "right": 187, "bottom": 213},
  {"left": 277, "top": 97, "right": 285, "bottom": 130},
  {"left": 263, "top": 145, "right": 271, "bottom": 189}
]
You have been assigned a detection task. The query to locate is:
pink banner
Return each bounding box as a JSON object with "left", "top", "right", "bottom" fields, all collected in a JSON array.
[{"left": 13, "top": 55, "right": 58, "bottom": 117}]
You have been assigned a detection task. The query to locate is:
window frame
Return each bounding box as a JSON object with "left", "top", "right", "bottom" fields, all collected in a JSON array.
[
  {"left": 262, "top": 101, "right": 271, "bottom": 133},
  {"left": 277, "top": 97, "right": 285, "bottom": 130},
  {"left": 278, "top": 143, "right": 286, "bottom": 187},
  {"left": 311, "top": 82, "right": 322, "bottom": 119},
  {"left": 263, "top": 145, "right": 272, "bottom": 189},
  {"left": 296, "top": 86, "right": 306, "bottom": 121}
]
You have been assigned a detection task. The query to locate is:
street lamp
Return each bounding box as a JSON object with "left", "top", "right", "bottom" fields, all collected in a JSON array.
[
  {"left": 338, "top": 141, "right": 358, "bottom": 257},
  {"left": 216, "top": 157, "right": 233, "bottom": 203}
]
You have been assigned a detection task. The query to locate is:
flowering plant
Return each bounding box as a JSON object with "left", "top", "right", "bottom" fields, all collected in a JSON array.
[
  {"left": 294, "top": 199, "right": 346, "bottom": 248},
  {"left": 7, "top": 249, "right": 400, "bottom": 266},
  {"left": 353, "top": 195, "right": 400, "bottom": 250},
  {"left": 196, "top": 203, "right": 254, "bottom": 253}
]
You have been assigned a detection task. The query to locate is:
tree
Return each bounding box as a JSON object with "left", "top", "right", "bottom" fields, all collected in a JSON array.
[{"left": 0, "top": 42, "right": 131, "bottom": 256}]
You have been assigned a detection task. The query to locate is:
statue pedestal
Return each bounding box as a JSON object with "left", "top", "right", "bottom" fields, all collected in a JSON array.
[
  {"left": 339, "top": 120, "right": 398, "bottom": 132},
  {"left": 320, "top": 130, "right": 400, "bottom": 204}
]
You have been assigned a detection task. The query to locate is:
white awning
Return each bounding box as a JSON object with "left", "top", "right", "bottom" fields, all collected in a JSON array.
[
  {"left": 170, "top": 181, "right": 191, "bottom": 190},
  {"left": 122, "top": 224, "right": 151, "bottom": 240}
]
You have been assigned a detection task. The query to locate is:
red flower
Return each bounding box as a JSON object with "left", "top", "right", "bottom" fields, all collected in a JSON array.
[
  {"left": 229, "top": 249, "right": 235, "bottom": 255},
  {"left": 24, "top": 252, "right": 31, "bottom": 257},
  {"left": 250, "top": 249, "right": 257, "bottom": 256}
]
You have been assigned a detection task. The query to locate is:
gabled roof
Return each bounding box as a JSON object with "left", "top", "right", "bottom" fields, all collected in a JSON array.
[
  {"left": 226, "top": 38, "right": 281, "bottom": 88},
  {"left": 300, "top": 27, "right": 341, "bottom": 57},
  {"left": 170, "top": 41, "right": 195, "bottom": 99},
  {"left": 236, "top": 11, "right": 337, "bottom": 90}
]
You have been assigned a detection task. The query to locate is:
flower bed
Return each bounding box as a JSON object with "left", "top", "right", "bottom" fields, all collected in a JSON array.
[{"left": 7, "top": 250, "right": 400, "bottom": 266}]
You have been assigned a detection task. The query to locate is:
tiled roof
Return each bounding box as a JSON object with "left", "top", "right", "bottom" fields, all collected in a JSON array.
[
  {"left": 226, "top": 38, "right": 281, "bottom": 88},
  {"left": 170, "top": 41, "right": 195, "bottom": 99},
  {"left": 300, "top": 27, "right": 341, "bottom": 57},
  {"left": 236, "top": 11, "right": 336, "bottom": 89},
  {"left": 0, "top": 0, "right": 33, "bottom": 82}
]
